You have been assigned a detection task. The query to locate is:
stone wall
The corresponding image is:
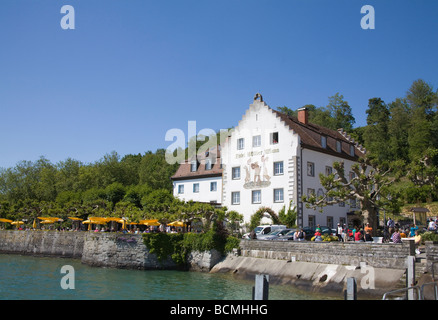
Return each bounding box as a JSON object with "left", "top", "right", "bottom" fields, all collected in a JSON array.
[
  {"left": 81, "top": 233, "right": 178, "bottom": 269},
  {"left": 0, "top": 231, "right": 222, "bottom": 271},
  {"left": 0, "top": 230, "right": 84, "bottom": 258},
  {"left": 425, "top": 241, "right": 438, "bottom": 274},
  {"left": 240, "top": 239, "right": 416, "bottom": 269}
]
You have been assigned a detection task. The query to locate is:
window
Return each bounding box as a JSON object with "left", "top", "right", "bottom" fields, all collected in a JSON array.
[
  {"left": 270, "top": 132, "right": 279, "bottom": 144},
  {"left": 308, "top": 215, "right": 315, "bottom": 228},
  {"left": 210, "top": 181, "right": 217, "bottom": 192},
  {"left": 350, "top": 198, "right": 356, "bottom": 208},
  {"left": 336, "top": 140, "right": 342, "bottom": 153},
  {"left": 307, "top": 188, "right": 315, "bottom": 197},
  {"left": 273, "top": 188, "right": 284, "bottom": 203},
  {"left": 231, "top": 192, "right": 240, "bottom": 205},
  {"left": 339, "top": 217, "right": 346, "bottom": 226},
  {"left": 193, "top": 183, "right": 199, "bottom": 193},
  {"left": 232, "top": 167, "right": 241, "bottom": 180},
  {"left": 252, "top": 190, "right": 261, "bottom": 204},
  {"left": 350, "top": 144, "right": 355, "bottom": 157},
  {"left": 327, "top": 216, "right": 334, "bottom": 229},
  {"left": 321, "top": 136, "right": 327, "bottom": 148},
  {"left": 253, "top": 135, "right": 261, "bottom": 147},
  {"left": 339, "top": 201, "right": 345, "bottom": 207},
  {"left": 205, "top": 159, "right": 212, "bottom": 170},
  {"left": 307, "top": 162, "right": 315, "bottom": 177},
  {"left": 349, "top": 171, "right": 356, "bottom": 181},
  {"left": 237, "top": 138, "right": 244, "bottom": 150},
  {"left": 178, "top": 185, "right": 184, "bottom": 194},
  {"left": 273, "top": 161, "right": 284, "bottom": 175},
  {"left": 190, "top": 160, "right": 198, "bottom": 172},
  {"left": 325, "top": 166, "right": 333, "bottom": 176}
]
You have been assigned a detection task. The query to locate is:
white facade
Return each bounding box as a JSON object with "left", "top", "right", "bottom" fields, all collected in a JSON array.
[
  {"left": 171, "top": 95, "right": 365, "bottom": 228},
  {"left": 173, "top": 176, "right": 222, "bottom": 204}
]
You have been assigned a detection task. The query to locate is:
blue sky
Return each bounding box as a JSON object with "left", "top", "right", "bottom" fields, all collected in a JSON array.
[{"left": 0, "top": 0, "right": 437, "bottom": 168}]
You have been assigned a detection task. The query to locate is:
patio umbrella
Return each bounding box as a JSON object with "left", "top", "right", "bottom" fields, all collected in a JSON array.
[
  {"left": 140, "top": 219, "right": 160, "bottom": 226},
  {"left": 0, "top": 218, "right": 13, "bottom": 223},
  {"left": 168, "top": 221, "right": 186, "bottom": 227}
]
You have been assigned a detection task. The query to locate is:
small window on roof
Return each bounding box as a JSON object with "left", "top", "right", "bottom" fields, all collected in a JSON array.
[
  {"left": 350, "top": 144, "right": 355, "bottom": 157},
  {"left": 321, "top": 136, "right": 327, "bottom": 148},
  {"left": 336, "top": 140, "right": 342, "bottom": 153}
]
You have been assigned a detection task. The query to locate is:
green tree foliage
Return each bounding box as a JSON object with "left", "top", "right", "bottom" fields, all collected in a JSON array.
[{"left": 276, "top": 93, "right": 355, "bottom": 131}]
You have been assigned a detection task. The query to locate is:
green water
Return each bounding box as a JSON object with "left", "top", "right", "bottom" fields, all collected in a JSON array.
[{"left": 0, "top": 254, "right": 337, "bottom": 300}]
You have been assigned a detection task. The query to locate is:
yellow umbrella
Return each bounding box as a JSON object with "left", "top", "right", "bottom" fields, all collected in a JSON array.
[
  {"left": 139, "top": 219, "right": 160, "bottom": 226},
  {"left": 0, "top": 218, "right": 13, "bottom": 223},
  {"left": 40, "top": 220, "right": 55, "bottom": 224},
  {"left": 11, "top": 221, "right": 24, "bottom": 226},
  {"left": 68, "top": 217, "right": 83, "bottom": 221},
  {"left": 33, "top": 219, "right": 37, "bottom": 229},
  {"left": 168, "top": 221, "right": 186, "bottom": 227}
]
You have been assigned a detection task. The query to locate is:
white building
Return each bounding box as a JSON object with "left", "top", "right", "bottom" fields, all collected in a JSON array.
[
  {"left": 172, "top": 146, "right": 223, "bottom": 206},
  {"left": 172, "top": 94, "right": 365, "bottom": 229}
]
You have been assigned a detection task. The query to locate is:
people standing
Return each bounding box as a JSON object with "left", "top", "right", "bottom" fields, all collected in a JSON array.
[
  {"left": 428, "top": 219, "right": 437, "bottom": 231},
  {"left": 409, "top": 224, "right": 418, "bottom": 237},
  {"left": 337, "top": 223, "right": 343, "bottom": 241},
  {"left": 387, "top": 218, "right": 395, "bottom": 236}
]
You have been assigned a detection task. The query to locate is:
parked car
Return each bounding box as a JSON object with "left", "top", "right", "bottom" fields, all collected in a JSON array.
[
  {"left": 242, "top": 224, "right": 286, "bottom": 239},
  {"left": 258, "top": 228, "right": 292, "bottom": 240},
  {"left": 302, "top": 226, "right": 336, "bottom": 240},
  {"left": 276, "top": 229, "right": 298, "bottom": 241}
]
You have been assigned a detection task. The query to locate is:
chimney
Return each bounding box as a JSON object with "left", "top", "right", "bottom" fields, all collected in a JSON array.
[{"left": 297, "top": 107, "right": 308, "bottom": 124}]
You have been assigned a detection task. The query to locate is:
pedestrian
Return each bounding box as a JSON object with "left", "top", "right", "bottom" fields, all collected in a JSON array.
[
  {"left": 342, "top": 224, "right": 348, "bottom": 242},
  {"left": 337, "top": 223, "right": 343, "bottom": 241},
  {"left": 428, "top": 219, "right": 437, "bottom": 231},
  {"left": 387, "top": 218, "right": 395, "bottom": 236},
  {"left": 355, "top": 228, "right": 364, "bottom": 242},
  {"left": 294, "top": 228, "right": 306, "bottom": 241},
  {"left": 364, "top": 224, "right": 373, "bottom": 242},
  {"left": 409, "top": 224, "right": 418, "bottom": 237},
  {"left": 391, "top": 228, "right": 402, "bottom": 243}
]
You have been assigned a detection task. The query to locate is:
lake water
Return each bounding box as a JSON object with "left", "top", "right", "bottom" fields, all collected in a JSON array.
[{"left": 0, "top": 254, "right": 339, "bottom": 300}]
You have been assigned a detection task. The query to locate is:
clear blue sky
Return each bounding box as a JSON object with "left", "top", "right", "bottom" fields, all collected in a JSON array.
[{"left": 0, "top": 0, "right": 437, "bottom": 168}]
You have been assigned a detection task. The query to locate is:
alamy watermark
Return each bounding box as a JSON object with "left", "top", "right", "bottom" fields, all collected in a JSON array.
[
  {"left": 60, "top": 265, "right": 75, "bottom": 290},
  {"left": 361, "top": 5, "right": 375, "bottom": 30}
]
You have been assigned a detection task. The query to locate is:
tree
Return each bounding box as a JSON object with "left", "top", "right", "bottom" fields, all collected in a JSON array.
[
  {"left": 302, "top": 157, "right": 402, "bottom": 235},
  {"left": 362, "top": 98, "right": 391, "bottom": 163},
  {"left": 139, "top": 149, "right": 179, "bottom": 191},
  {"left": 387, "top": 98, "right": 411, "bottom": 162},
  {"left": 407, "top": 148, "right": 438, "bottom": 202},
  {"left": 406, "top": 79, "right": 437, "bottom": 161},
  {"left": 326, "top": 93, "right": 356, "bottom": 131}
]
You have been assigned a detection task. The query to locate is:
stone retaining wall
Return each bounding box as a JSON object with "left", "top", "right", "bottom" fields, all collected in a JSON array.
[
  {"left": 0, "top": 230, "right": 84, "bottom": 258},
  {"left": 425, "top": 241, "right": 438, "bottom": 274},
  {"left": 0, "top": 230, "right": 222, "bottom": 271},
  {"left": 240, "top": 239, "right": 416, "bottom": 269}
]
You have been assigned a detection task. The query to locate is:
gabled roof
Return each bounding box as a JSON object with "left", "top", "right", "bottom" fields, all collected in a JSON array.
[
  {"left": 271, "top": 109, "right": 366, "bottom": 160},
  {"left": 171, "top": 146, "right": 222, "bottom": 181}
]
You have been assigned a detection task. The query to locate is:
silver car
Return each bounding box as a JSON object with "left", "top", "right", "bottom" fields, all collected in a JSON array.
[{"left": 257, "top": 229, "right": 292, "bottom": 240}]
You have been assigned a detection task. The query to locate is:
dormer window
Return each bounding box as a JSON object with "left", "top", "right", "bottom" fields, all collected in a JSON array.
[
  {"left": 321, "top": 136, "right": 327, "bottom": 149},
  {"left": 350, "top": 145, "right": 355, "bottom": 157},
  {"left": 336, "top": 140, "right": 342, "bottom": 153},
  {"left": 205, "top": 159, "right": 212, "bottom": 170},
  {"left": 190, "top": 160, "right": 198, "bottom": 172}
]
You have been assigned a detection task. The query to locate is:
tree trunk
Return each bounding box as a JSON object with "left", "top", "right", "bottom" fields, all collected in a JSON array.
[{"left": 361, "top": 201, "right": 378, "bottom": 237}]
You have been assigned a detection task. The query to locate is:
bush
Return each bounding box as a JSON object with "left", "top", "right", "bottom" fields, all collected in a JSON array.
[
  {"left": 142, "top": 228, "right": 241, "bottom": 266},
  {"left": 420, "top": 231, "right": 438, "bottom": 243}
]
